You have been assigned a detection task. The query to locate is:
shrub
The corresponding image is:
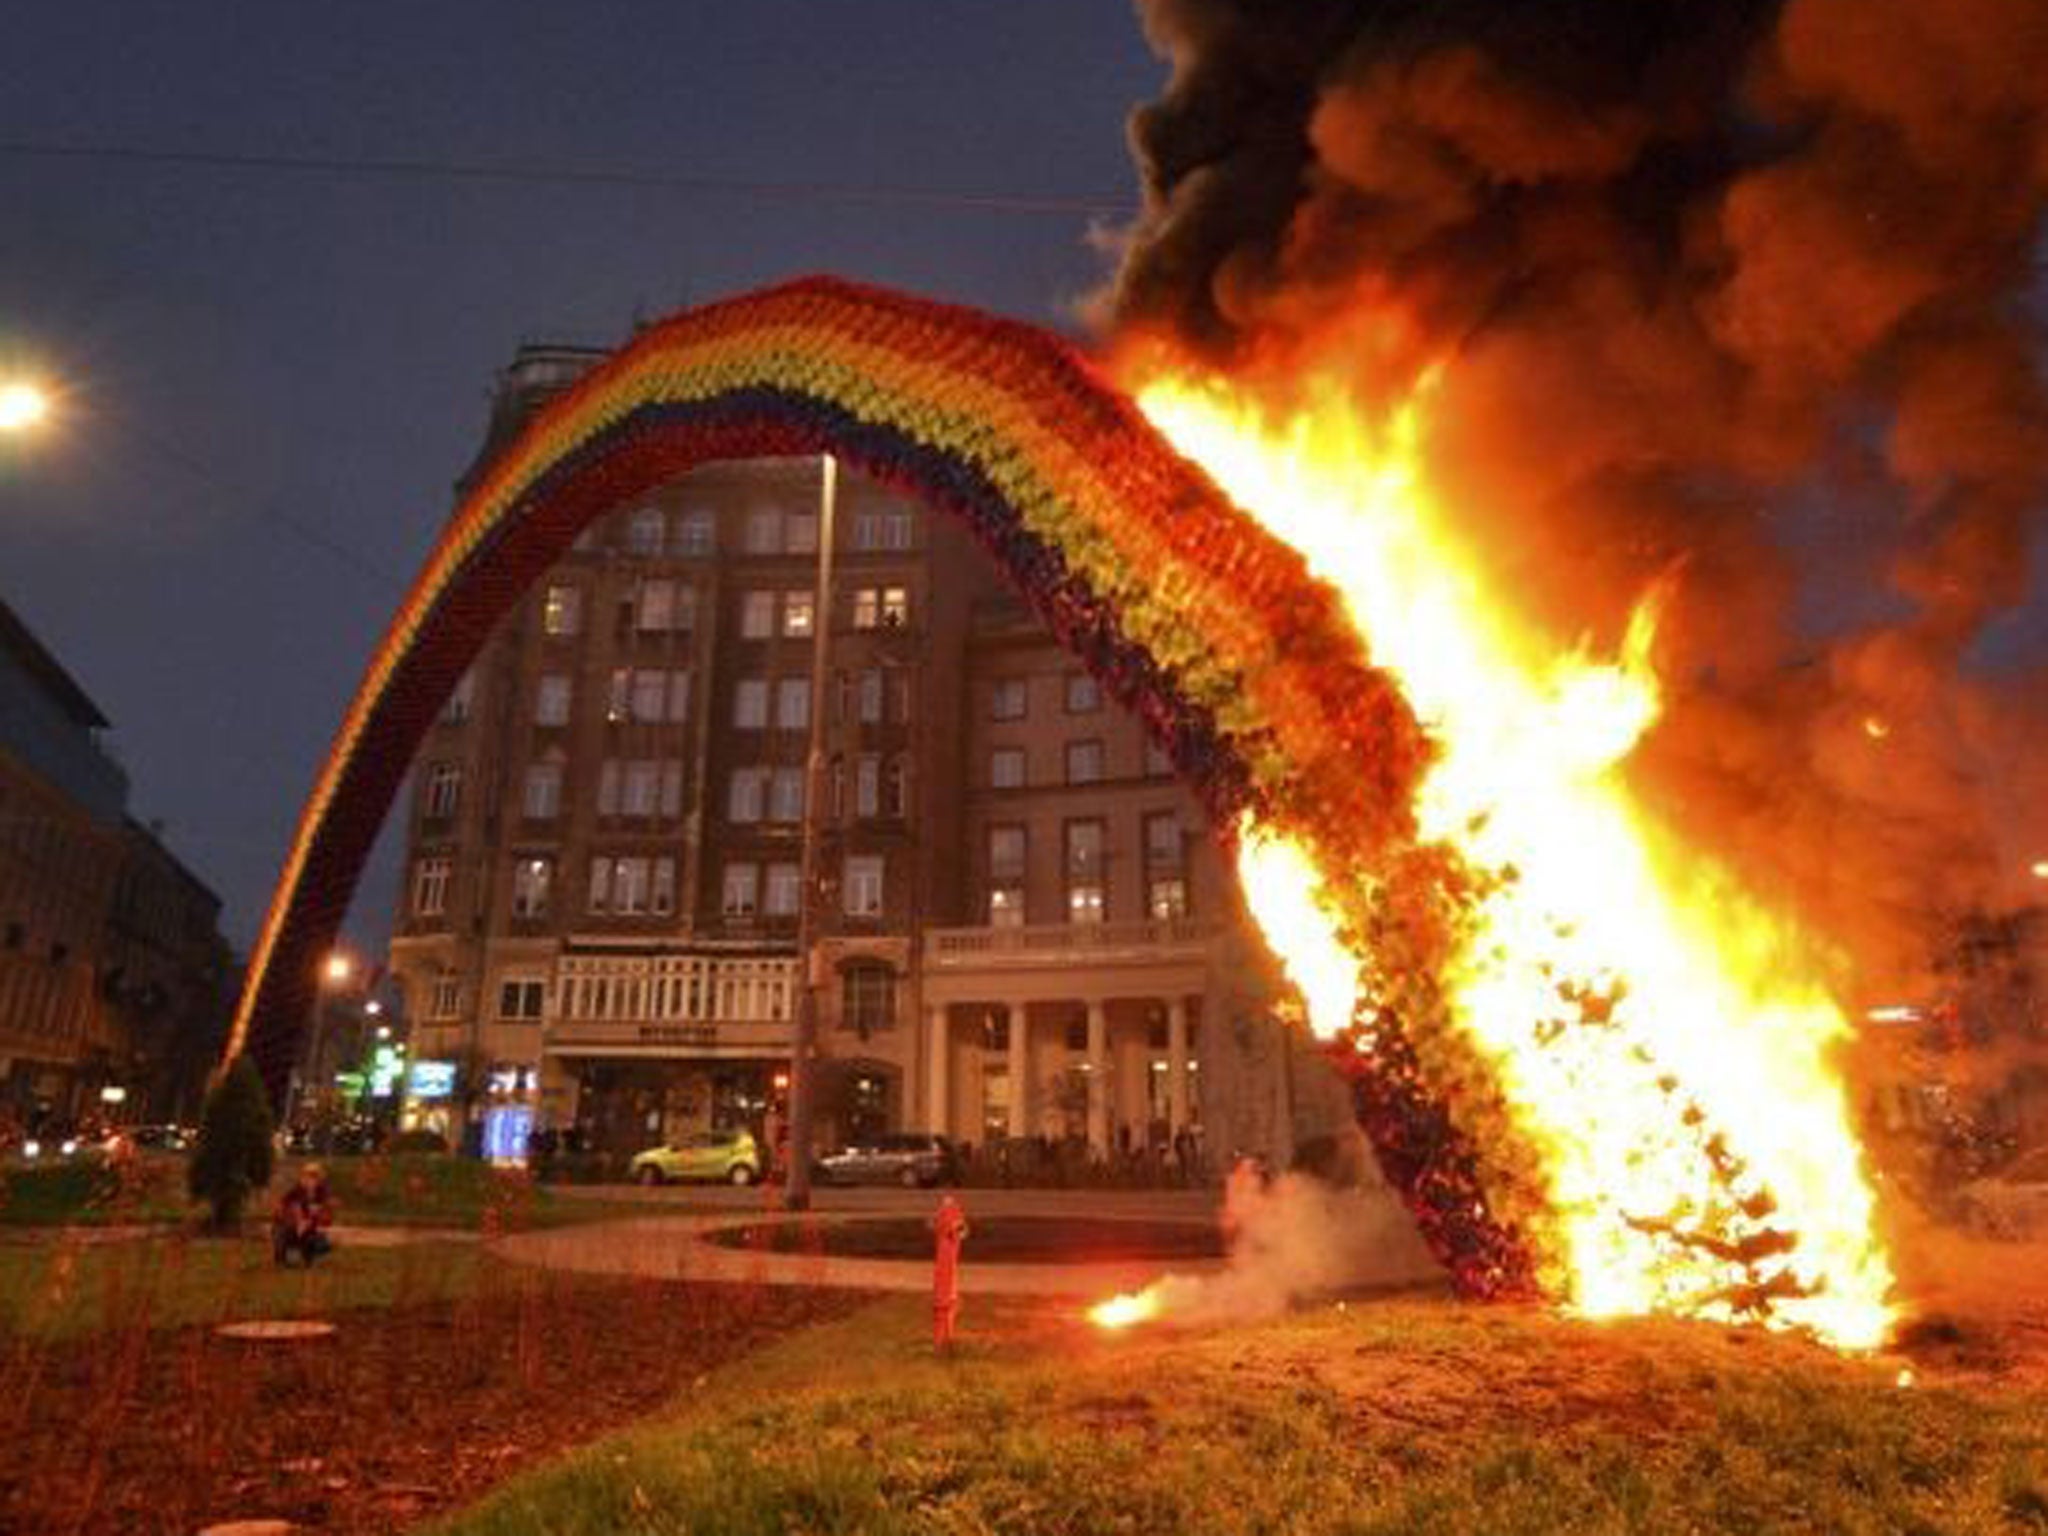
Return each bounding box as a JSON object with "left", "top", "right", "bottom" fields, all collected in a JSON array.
[{"left": 187, "top": 1054, "right": 275, "bottom": 1232}]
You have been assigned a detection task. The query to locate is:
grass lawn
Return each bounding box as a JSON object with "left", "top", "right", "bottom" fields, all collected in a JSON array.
[{"left": 431, "top": 1293, "right": 2048, "bottom": 1536}]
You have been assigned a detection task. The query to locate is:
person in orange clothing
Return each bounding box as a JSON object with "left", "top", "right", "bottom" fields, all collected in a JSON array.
[{"left": 930, "top": 1193, "right": 970, "bottom": 1350}]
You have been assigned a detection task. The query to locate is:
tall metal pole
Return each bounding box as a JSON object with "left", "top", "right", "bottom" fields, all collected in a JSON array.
[{"left": 784, "top": 454, "right": 837, "bottom": 1211}]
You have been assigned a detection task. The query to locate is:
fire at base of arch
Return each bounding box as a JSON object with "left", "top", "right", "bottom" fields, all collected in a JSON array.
[{"left": 1096, "top": 355, "right": 1897, "bottom": 1353}]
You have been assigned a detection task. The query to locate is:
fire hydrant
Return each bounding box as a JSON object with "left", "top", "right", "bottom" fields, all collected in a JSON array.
[{"left": 931, "top": 1194, "right": 969, "bottom": 1351}]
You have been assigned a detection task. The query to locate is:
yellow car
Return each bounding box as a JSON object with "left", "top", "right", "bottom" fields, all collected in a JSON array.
[{"left": 629, "top": 1129, "right": 763, "bottom": 1186}]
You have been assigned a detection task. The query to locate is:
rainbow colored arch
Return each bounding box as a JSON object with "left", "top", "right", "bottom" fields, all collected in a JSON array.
[{"left": 232, "top": 276, "right": 1528, "bottom": 1294}]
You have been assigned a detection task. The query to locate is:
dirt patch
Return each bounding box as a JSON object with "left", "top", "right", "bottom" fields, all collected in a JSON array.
[{"left": 0, "top": 1274, "right": 869, "bottom": 1535}]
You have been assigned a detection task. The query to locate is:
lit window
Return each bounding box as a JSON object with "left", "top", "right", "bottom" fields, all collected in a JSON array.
[
  {"left": 991, "top": 679, "right": 1027, "bottom": 721},
  {"left": 1065, "top": 739, "right": 1104, "bottom": 785},
  {"left": 424, "top": 763, "right": 461, "bottom": 819},
  {"left": 412, "top": 858, "right": 451, "bottom": 917},
  {"left": 543, "top": 586, "right": 582, "bottom": 636},
  {"left": 881, "top": 586, "right": 910, "bottom": 627},
  {"left": 511, "top": 859, "right": 552, "bottom": 918},
  {"left": 728, "top": 768, "right": 769, "bottom": 823},
  {"left": 764, "top": 862, "right": 801, "bottom": 917},
  {"left": 499, "top": 978, "right": 547, "bottom": 1020},
  {"left": 852, "top": 587, "right": 880, "bottom": 629},
  {"left": 1148, "top": 878, "right": 1189, "bottom": 921},
  {"left": 535, "top": 674, "right": 572, "bottom": 726},
  {"left": 722, "top": 863, "right": 760, "bottom": 917},
  {"left": 734, "top": 678, "right": 770, "bottom": 729},
  {"left": 1065, "top": 820, "right": 1105, "bottom": 924},
  {"left": 522, "top": 762, "right": 562, "bottom": 820},
  {"left": 632, "top": 670, "right": 667, "bottom": 723},
  {"left": 770, "top": 768, "right": 806, "bottom": 823},
  {"left": 1067, "top": 884, "right": 1106, "bottom": 924},
  {"left": 988, "top": 885, "right": 1026, "bottom": 927},
  {"left": 1065, "top": 674, "right": 1101, "bottom": 713},
  {"left": 627, "top": 508, "right": 665, "bottom": 556},
  {"left": 675, "top": 509, "right": 716, "bottom": 556},
  {"left": 991, "top": 748, "right": 1026, "bottom": 789},
  {"left": 740, "top": 591, "right": 777, "bottom": 639},
  {"left": 745, "top": 507, "right": 783, "bottom": 554},
  {"left": 606, "top": 669, "right": 632, "bottom": 724},
  {"left": 776, "top": 678, "right": 811, "bottom": 731},
  {"left": 843, "top": 854, "right": 885, "bottom": 918},
  {"left": 783, "top": 590, "right": 815, "bottom": 637}
]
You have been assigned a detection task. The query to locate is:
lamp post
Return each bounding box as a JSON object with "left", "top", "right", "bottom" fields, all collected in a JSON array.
[
  {"left": 0, "top": 381, "right": 50, "bottom": 434},
  {"left": 784, "top": 454, "right": 839, "bottom": 1211}
]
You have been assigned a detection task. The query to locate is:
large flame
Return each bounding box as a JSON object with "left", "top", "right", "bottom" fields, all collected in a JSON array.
[{"left": 1134, "top": 364, "right": 1896, "bottom": 1350}]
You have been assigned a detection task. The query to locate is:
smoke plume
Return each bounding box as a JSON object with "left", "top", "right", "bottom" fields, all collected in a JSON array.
[{"left": 1109, "top": 0, "right": 2048, "bottom": 994}]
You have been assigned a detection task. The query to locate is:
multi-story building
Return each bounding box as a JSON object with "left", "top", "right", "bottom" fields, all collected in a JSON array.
[
  {"left": 0, "top": 598, "right": 233, "bottom": 1125},
  {"left": 387, "top": 345, "right": 1341, "bottom": 1168}
]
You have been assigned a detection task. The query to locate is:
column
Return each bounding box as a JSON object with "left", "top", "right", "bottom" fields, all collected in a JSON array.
[
  {"left": 1167, "top": 996, "right": 1191, "bottom": 1135},
  {"left": 1085, "top": 999, "right": 1109, "bottom": 1155},
  {"left": 1007, "top": 1000, "right": 1030, "bottom": 1138},
  {"left": 925, "top": 1005, "right": 949, "bottom": 1136}
]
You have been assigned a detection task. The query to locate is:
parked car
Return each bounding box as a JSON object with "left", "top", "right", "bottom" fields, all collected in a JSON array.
[
  {"left": 126, "top": 1124, "right": 194, "bottom": 1153},
  {"left": 1956, "top": 1145, "right": 2048, "bottom": 1238},
  {"left": 815, "top": 1133, "right": 957, "bottom": 1188},
  {"left": 630, "top": 1129, "right": 762, "bottom": 1186}
]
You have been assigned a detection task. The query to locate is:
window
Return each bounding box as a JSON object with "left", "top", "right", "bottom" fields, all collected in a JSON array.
[
  {"left": 782, "top": 590, "right": 815, "bottom": 637},
  {"left": 511, "top": 858, "right": 553, "bottom": 918},
  {"left": 740, "top": 590, "right": 776, "bottom": 639},
  {"left": 989, "top": 825, "right": 1026, "bottom": 879},
  {"left": 722, "top": 862, "right": 760, "bottom": 917},
  {"left": 785, "top": 513, "right": 819, "bottom": 554},
  {"left": 776, "top": 677, "right": 811, "bottom": 731},
  {"left": 852, "top": 587, "right": 880, "bottom": 630},
  {"left": 651, "top": 857, "right": 676, "bottom": 916},
  {"left": 543, "top": 585, "right": 582, "bottom": 636},
  {"left": 637, "top": 578, "right": 677, "bottom": 631},
  {"left": 430, "top": 976, "right": 462, "bottom": 1020},
  {"left": 666, "top": 671, "right": 692, "bottom": 722},
  {"left": 676, "top": 508, "right": 716, "bottom": 556},
  {"left": 597, "top": 760, "right": 621, "bottom": 817},
  {"left": 770, "top": 767, "right": 806, "bottom": 823},
  {"left": 843, "top": 854, "right": 885, "bottom": 917},
  {"left": 623, "top": 761, "right": 661, "bottom": 817},
  {"left": 1148, "top": 878, "right": 1189, "bottom": 921},
  {"left": 857, "top": 669, "right": 883, "bottom": 724},
  {"left": 522, "top": 761, "right": 562, "bottom": 820},
  {"left": 882, "top": 586, "right": 910, "bottom": 627},
  {"left": 631, "top": 670, "right": 667, "bottom": 723},
  {"left": 728, "top": 767, "right": 769, "bottom": 823},
  {"left": 852, "top": 508, "right": 913, "bottom": 551},
  {"left": 734, "top": 678, "right": 770, "bottom": 729},
  {"left": 1143, "top": 738, "right": 1173, "bottom": 777},
  {"left": 1065, "top": 674, "right": 1102, "bottom": 713},
  {"left": 991, "top": 679, "right": 1027, "bottom": 721},
  {"left": 988, "top": 885, "right": 1026, "bottom": 927},
  {"left": 612, "top": 857, "right": 651, "bottom": 915},
  {"left": 881, "top": 757, "right": 908, "bottom": 818},
  {"left": 1065, "top": 821, "right": 1105, "bottom": 925},
  {"left": 991, "top": 747, "right": 1026, "bottom": 789},
  {"left": 627, "top": 507, "right": 665, "bottom": 555},
  {"left": 499, "top": 978, "right": 547, "bottom": 1020},
  {"left": 442, "top": 671, "right": 475, "bottom": 724},
  {"left": 606, "top": 669, "right": 632, "bottom": 724},
  {"left": 1065, "top": 739, "right": 1105, "bottom": 785},
  {"left": 412, "top": 857, "right": 451, "bottom": 917},
  {"left": 842, "top": 963, "right": 895, "bottom": 1036},
  {"left": 855, "top": 755, "right": 880, "bottom": 818},
  {"left": 764, "top": 861, "right": 802, "bottom": 917},
  {"left": 535, "top": 674, "right": 572, "bottom": 726},
  {"left": 588, "top": 856, "right": 612, "bottom": 913},
  {"left": 744, "top": 507, "right": 783, "bottom": 554},
  {"left": 1145, "top": 812, "right": 1184, "bottom": 870},
  {"left": 424, "top": 763, "right": 461, "bottom": 819},
  {"left": 660, "top": 760, "right": 683, "bottom": 818}
]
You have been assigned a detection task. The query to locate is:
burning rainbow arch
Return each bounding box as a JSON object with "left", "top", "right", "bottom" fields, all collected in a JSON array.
[{"left": 229, "top": 275, "right": 1531, "bottom": 1294}]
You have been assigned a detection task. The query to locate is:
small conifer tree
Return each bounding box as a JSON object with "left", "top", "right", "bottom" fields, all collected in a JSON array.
[{"left": 188, "top": 1054, "right": 275, "bottom": 1232}]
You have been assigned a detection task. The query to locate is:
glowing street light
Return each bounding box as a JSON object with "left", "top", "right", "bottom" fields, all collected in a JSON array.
[
  {"left": 2032, "top": 860, "right": 2048, "bottom": 882},
  {"left": 0, "top": 382, "right": 50, "bottom": 434},
  {"left": 322, "top": 952, "right": 356, "bottom": 986}
]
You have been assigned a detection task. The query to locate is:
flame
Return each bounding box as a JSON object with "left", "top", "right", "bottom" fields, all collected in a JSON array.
[
  {"left": 1089, "top": 1288, "right": 1165, "bottom": 1331},
  {"left": 1131, "top": 365, "right": 1897, "bottom": 1351}
]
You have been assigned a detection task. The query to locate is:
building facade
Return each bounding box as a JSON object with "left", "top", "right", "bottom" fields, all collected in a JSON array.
[
  {"left": 387, "top": 346, "right": 1336, "bottom": 1168},
  {"left": 0, "top": 599, "right": 232, "bottom": 1126}
]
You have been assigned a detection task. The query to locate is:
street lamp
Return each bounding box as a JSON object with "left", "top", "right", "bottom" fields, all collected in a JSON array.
[
  {"left": 322, "top": 951, "right": 356, "bottom": 987},
  {"left": 0, "top": 382, "right": 50, "bottom": 434}
]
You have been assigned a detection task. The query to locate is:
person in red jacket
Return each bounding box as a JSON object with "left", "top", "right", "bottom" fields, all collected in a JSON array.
[{"left": 930, "top": 1194, "right": 970, "bottom": 1350}]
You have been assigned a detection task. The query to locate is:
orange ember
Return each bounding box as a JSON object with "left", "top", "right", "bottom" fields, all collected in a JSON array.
[
  {"left": 1125, "top": 356, "right": 1897, "bottom": 1351},
  {"left": 1089, "top": 1288, "right": 1165, "bottom": 1331}
]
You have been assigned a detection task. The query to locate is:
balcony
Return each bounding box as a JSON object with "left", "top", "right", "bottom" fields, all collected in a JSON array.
[
  {"left": 544, "top": 952, "right": 798, "bottom": 1059},
  {"left": 924, "top": 919, "right": 1217, "bottom": 972}
]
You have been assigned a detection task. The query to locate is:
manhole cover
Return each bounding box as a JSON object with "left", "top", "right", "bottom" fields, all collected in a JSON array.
[{"left": 214, "top": 1319, "right": 337, "bottom": 1341}]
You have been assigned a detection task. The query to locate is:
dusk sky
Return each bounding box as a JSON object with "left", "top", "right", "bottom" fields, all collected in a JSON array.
[{"left": 0, "top": 3, "right": 1160, "bottom": 958}]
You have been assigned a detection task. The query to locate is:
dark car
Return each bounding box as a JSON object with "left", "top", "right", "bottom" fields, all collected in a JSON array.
[
  {"left": 127, "top": 1124, "right": 194, "bottom": 1152},
  {"left": 816, "top": 1133, "right": 957, "bottom": 1188}
]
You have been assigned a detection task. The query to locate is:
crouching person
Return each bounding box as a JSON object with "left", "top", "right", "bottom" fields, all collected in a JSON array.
[{"left": 273, "top": 1162, "right": 336, "bottom": 1267}]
